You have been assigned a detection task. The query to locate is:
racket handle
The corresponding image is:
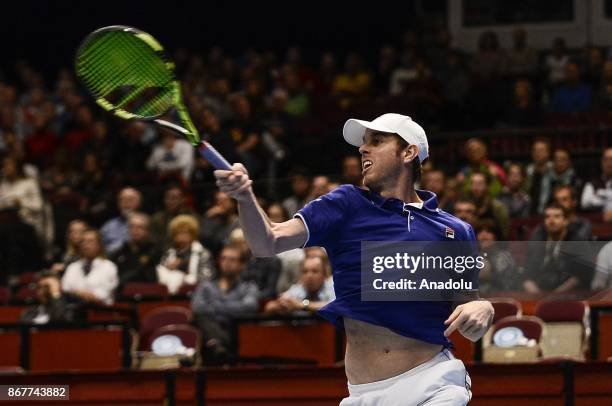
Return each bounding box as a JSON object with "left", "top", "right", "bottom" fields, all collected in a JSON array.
[{"left": 198, "top": 142, "right": 232, "bottom": 170}]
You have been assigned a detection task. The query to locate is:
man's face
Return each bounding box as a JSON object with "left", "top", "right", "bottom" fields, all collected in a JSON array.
[
  {"left": 342, "top": 156, "right": 362, "bottom": 185},
  {"left": 359, "top": 130, "right": 405, "bottom": 193},
  {"left": 311, "top": 176, "right": 330, "bottom": 198},
  {"left": 81, "top": 231, "right": 101, "bottom": 259},
  {"left": 425, "top": 171, "right": 445, "bottom": 194},
  {"left": 532, "top": 141, "right": 550, "bottom": 164},
  {"left": 215, "top": 191, "right": 235, "bottom": 215},
  {"left": 128, "top": 217, "right": 148, "bottom": 243},
  {"left": 507, "top": 165, "right": 523, "bottom": 190},
  {"left": 118, "top": 188, "right": 141, "bottom": 215},
  {"left": 164, "top": 188, "right": 184, "bottom": 212},
  {"left": 465, "top": 140, "right": 486, "bottom": 164},
  {"left": 291, "top": 175, "right": 310, "bottom": 197},
  {"left": 554, "top": 188, "right": 575, "bottom": 212},
  {"left": 470, "top": 174, "right": 488, "bottom": 199},
  {"left": 544, "top": 208, "right": 568, "bottom": 234},
  {"left": 553, "top": 150, "right": 571, "bottom": 174},
  {"left": 219, "top": 248, "right": 244, "bottom": 277},
  {"left": 300, "top": 258, "right": 326, "bottom": 294},
  {"left": 601, "top": 149, "right": 612, "bottom": 177},
  {"left": 477, "top": 229, "right": 496, "bottom": 250},
  {"left": 454, "top": 202, "right": 476, "bottom": 224}
]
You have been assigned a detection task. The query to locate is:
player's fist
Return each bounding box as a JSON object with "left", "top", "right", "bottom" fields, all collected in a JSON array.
[
  {"left": 214, "top": 163, "right": 253, "bottom": 202},
  {"left": 443, "top": 300, "right": 494, "bottom": 342}
]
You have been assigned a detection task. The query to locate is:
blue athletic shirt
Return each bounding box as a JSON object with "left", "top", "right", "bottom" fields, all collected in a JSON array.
[{"left": 294, "top": 184, "right": 477, "bottom": 347}]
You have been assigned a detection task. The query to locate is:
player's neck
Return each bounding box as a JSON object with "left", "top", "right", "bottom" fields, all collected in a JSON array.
[{"left": 379, "top": 181, "right": 422, "bottom": 204}]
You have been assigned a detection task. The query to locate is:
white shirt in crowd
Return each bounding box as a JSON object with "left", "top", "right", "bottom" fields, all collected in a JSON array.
[
  {"left": 581, "top": 180, "right": 612, "bottom": 213},
  {"left": 146, "top": 138, "right": 195, "bottom": 181},
  {"left": 61, "top": 258, "right": 119, "bottom": 305},
  {"left": 593, "top": 241, "right": 612, "bottom": 290}
]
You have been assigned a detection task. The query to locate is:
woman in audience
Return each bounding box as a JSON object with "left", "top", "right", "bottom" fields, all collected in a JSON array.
[
  {"left": 156, "top": 214, "right": 215, "bottom": 294},
  {"left": 50, "top": 219, "right": 87, "bottom": 276}
]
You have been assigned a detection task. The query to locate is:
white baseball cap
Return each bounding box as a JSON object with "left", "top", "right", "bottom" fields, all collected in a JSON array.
[{"left": 343, "top": 113, "right": 429, "bottom": 161}]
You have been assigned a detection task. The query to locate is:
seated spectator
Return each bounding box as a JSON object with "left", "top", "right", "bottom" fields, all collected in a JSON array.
[
  {"left": 267, "top": 203, "right": 305, "bottom": 293},
  {"left": 551, "top": 61, "right": 592, "bottom": 113},
  {"left": 592, "top": 240, "right": 612, "bottom": 289},
  {"left": 229, "top": 228, "right": 281, "bottom": 300},
  {"left": 526, "top": 137, "right": 553, "bottom": 214},
  {"left": 150, "top": 184, "right": 200, "bottom": 248},
  {"left": 100, "top": 187, "right": 142, "bottom": 254},
  {"left": 341, "top": 155, "right": 362, "bottom": 187},
  {"left": 475, "top": 220, "right": 519, "bottom": 293},
  {"left": 523, "top": 204, "right": 593, "bottom": 293},
  {"left": 422, "top": 169, "right": 454, "bottom": 213},
  {"left": 457, "top": 138, "right": 506, "bottom": 197},
  {"left": 467, "top": 172, "right": 509, "bottom": 239},
  {"left": 282, "top": 167, "right": 311, "bottom": 216},
  {"left": 61, "top": 228, "right": 118, "bottom": 305},
  {"left": 111, "top": 213, "right": 161, "bottom": 288},
  {"left": 20, "top": 273, "right": 82, "bottom": 324},
  {"left": 201, "top": 191, "right": 240, "bottom": 255},
  {"left": 504, "top": 28, "right": 538, "bottom": 78},
  {"left": 0, "top": 156, "right": 44, "bottom": 238},
  {"left": 146, "top": 129, "right": 195, "bottom": 183},
  {"left": 531, "top": 186, "right": 592, "bottom": 241},
  {"left": 498, "top": 163, "right": 531, "bottom": 218},
  {"left": 0, "top": 207, "right": 43, "bottom": 286},
  {"left": 226, "top": 95, "right": 263, "bottom": 177},
  {"left": 191, "top": 244, "right": 259, "bottom": 363},
  {"left": 581, "top": 147, "right": 612, "bottom": 219},
  {"left": 500, "top": 79, "right": 541, "bottom": 128},
  {"left": 309, "top": 175, "right": 332, "bottom": 200},
  {"left": 157, "top": 214, "right": 214, "bottom": 295},
  {"left": 265, "top": 256, "right": 335, "bottom": 315},
  {"left": 544, "top": 37, "right": 569, "bottom": 87},
  {"left": 537, "top": 149, "right": 582, "bottom": 214},
  {"left": 49, "top": 219, "right": 87, "bottom": 276},
  {"left": 453, "top": 199, "right": 477, "bottom": 226},
  {"left": 332, "top": 53, "right": 371, "bottom": 109}
]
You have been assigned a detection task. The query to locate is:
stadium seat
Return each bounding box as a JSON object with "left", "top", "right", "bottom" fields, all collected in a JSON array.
[
  {"left": 0, "top": 287, "right": 10, "bottom": 305},
  {"left": 14, "top": 285, "right": 37, "bottom": 304},
  {"left": 482, "top": 298, "right": 523, "bottom": 346},
  {"left": 140, "top": 324, "right": 201, "bottom": 369},
  {"left": 138, "top": 306, "right": 192, "bottom": 350},
  {"left": 483, "top": 315, "right": 545, "bottom": 363},
  {"left": 535, "top": 300, "right": 589, "bottom": 360},
  {"left": 121, "top": 282, "right": 169, "bottom": 301}
]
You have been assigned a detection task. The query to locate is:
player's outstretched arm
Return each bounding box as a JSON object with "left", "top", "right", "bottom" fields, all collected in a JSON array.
[{"left": 214, "top": 163, "right": 307, "bottom": 257}]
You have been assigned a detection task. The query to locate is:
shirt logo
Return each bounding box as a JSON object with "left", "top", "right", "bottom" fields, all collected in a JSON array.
[{"left": 445, "top": 227, "right": 455, "bottom": 239}]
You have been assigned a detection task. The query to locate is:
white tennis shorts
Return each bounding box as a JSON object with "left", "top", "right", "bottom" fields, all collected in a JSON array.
[{"left": 340, "top": 349, "right": 471, "bottom": 406}]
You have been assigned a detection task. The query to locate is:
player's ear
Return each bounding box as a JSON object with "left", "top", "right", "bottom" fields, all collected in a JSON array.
[{"left": 403, "top": 145, "right": 418, "bottom": 164}]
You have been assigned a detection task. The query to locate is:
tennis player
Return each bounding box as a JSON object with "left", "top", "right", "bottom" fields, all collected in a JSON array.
[{"left": 215, "top": 113, "right": 494, "bottom": 405}]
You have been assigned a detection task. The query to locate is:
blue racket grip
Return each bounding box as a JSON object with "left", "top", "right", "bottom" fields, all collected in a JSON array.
[{"left": 198, "top": 142, "right": 232, "bottom": 170}]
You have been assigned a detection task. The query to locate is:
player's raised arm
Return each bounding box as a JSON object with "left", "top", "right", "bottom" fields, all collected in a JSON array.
[{"left": 214, "top": 163, "right": 307, "bottom": 257}]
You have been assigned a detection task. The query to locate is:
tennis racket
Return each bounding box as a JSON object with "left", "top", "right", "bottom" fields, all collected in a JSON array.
[{"left": 74, "top": 25, "right": 232, "bottom": 170}]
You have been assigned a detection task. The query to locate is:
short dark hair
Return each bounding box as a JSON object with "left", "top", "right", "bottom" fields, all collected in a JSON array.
[
  {"left": 395, "top": 136, "right": 422, "bottom": 183},
  {"left": 553, "top": 185, "right": 576, "bottom": 201},
  {"left": 544, "top": 202, "right": 568, "bottom": 218}
]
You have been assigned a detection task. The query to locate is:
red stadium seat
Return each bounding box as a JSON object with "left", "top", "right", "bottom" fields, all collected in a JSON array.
[
  {"left": 489, "top": 298, "right": 523, "bottom": 324},
  {"left": 148, "top": 324, "right": 201, "bottom": 352},
  {"left": 535, "top": 301, "right": 589, "bottom": 360},
  {"left": 14, "top": 285, "right": 37, "bottom": 304},
  {"left": 139, "top": 306, "right": 192, "bottom": 350},
  {"left": 0, "top": 287, "right": 10, "bottom": 305},
  {"left": 121, "top": 282, "right": 169, "bottom": 301},
  {"left": 492, "top": 316, "right": 545, "bottom": 342}
]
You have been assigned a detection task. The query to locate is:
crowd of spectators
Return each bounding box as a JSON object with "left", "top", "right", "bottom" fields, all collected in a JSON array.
[{"left": 2, "top": 27, "right": 612, "bottom": 362}]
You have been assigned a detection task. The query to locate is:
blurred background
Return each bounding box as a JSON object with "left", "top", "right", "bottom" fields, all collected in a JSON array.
[{"left": 1, "top": 0, "right": 612, "bottom": 404}]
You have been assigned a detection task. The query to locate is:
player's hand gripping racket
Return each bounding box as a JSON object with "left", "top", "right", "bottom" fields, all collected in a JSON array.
[{"left": 75, "top": 25, "right": 232, "bottom": 170}]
